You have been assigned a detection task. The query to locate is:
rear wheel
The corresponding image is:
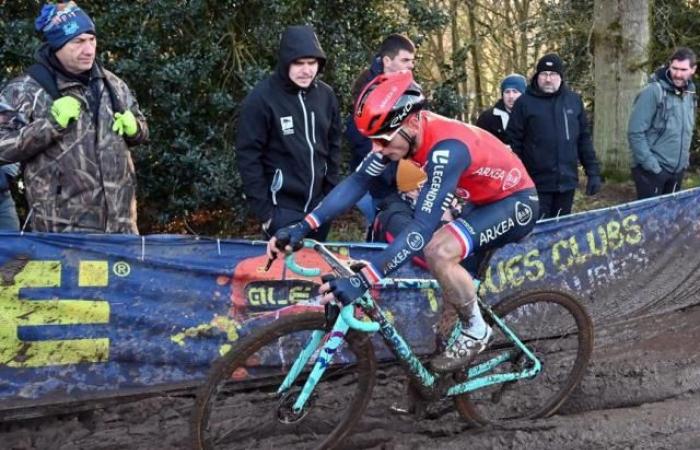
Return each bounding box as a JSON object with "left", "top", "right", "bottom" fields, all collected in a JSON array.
[
  {"left": 191, "top": 311, "right": 376, "bottom": 449},
  {"left": 455, "top": 290, "right": 593, "bottom": 425}
]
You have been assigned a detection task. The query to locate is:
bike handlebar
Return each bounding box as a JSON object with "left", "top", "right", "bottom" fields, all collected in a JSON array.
[{"left": 283, "top": 239, "right": 380, "bottom": 333}]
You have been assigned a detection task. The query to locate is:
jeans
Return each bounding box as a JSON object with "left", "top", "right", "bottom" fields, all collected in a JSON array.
[{"left": 0, "top": 191, "right": 20, "bottom": 231}]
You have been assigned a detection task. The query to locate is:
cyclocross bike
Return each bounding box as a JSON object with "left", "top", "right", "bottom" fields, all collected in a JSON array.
[{"left": 190, "top": 239, "right": 594, "bottom": 449}]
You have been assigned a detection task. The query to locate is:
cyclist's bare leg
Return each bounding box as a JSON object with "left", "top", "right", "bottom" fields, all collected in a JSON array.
[{"left": 424, "top": 227, "right": 491, "bottom": 372}]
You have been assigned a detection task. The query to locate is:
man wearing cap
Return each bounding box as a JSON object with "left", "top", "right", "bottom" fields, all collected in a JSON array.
[
  {"left": 476, "top": 73, "right": 526, "bottom": 143},
  {"left": 0, "top": 1, "right": 148, "bottom": 233},
  {"left": 236, "top": 25, "right": 341, "bottom": 240},
  {"left": 507, "top": 53, "right": 602, "bottom": 218}
]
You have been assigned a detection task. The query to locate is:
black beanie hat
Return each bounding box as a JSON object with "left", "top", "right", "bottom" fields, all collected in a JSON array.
[{"left": 536, "top": 53, "right": 564, "bottom": 76}]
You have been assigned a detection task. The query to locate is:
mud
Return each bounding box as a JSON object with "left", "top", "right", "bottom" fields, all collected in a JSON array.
[{"left": 1, "top": 301, "right": 698, "bottom": 450}]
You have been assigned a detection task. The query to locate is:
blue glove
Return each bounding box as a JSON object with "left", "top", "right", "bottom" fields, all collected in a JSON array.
[
  {"left": 274, "top": 220, "right": 311, "bottom": 252},
  {"left": 585, "top": 175, "right": 602, "bottom": 196},
  {"left": 327, "top": 272, "right": 372, "bottom": 306}
]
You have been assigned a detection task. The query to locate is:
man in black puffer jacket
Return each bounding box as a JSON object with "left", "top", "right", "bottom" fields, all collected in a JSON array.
[
  {"left": 506, "top": 53, "right": 602, "bottom": 218},
  {"left": 236, "top": 25, "right": 341, "bottom": 239}
]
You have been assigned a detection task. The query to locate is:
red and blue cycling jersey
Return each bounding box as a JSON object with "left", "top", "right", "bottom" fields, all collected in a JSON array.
[{"left": 304, "top": 111, "right": 535, "bottom": 282}]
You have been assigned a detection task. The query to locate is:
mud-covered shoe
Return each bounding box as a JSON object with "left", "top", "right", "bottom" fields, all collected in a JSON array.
[{"left": 430, "top": 325, "right": 492, "bottom": 373}]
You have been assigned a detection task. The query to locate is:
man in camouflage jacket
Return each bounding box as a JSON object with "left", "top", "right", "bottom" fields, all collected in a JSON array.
[{"left": 0, "top": 2, "right": 148, "bottom": 233}]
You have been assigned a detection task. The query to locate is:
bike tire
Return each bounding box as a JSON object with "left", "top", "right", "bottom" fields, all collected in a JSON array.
[
  {"left": 190, "top": 311, "right": 376, "bottom": 450},
  {"left": 454, "top": 289, "right": 593, "bottom": 425}
]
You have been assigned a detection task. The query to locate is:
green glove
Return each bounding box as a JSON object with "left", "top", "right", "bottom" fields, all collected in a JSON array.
[
  {"left": 50, "top": 96, "right": 81, "bottom": 129},
  {"left": 112, "top": 110, "right": 138, "bottom": 137}
]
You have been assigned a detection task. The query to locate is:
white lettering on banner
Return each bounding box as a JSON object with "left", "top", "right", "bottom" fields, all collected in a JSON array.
[
  {"left": 389, "top": 100, "right": 415, "bottom": 128},
  {"left": 474, "top": 166, "right": 505, "bottom": 180},
  {"left": 503, "top": 168, "right": 522, "bottom": 190},
  {"left": 515, "top": 201, "right": 533, "bottom": 226},
  {"left": 479, "top": 218, "right": 515, "bottom": 246},
  {"left": 420, "top": 164, "right": 445, "bottom": 214}
]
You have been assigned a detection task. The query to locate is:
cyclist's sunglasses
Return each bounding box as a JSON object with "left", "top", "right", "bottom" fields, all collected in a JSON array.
[{"left": 369, "top": 126, "right": 403, "bottom": 145}]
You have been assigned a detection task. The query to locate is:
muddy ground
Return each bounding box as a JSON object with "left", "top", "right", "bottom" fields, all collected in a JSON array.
[{"left": 1, "top": 300, "right": 699, "bottom": 450}]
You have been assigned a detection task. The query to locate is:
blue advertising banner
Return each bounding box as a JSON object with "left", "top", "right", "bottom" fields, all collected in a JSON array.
[{"left": 1, "top": 188, "right": 699, "bottom": 413}]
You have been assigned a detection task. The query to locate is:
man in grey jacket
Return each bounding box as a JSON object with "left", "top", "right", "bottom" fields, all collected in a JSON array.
[{"left": 628, "top": 47, "right": 696, "bottom": 199}]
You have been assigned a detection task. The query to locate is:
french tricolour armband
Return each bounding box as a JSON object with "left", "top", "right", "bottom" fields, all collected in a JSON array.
[{"left": 305, "top": 213, "right": 321, "bottom": 230}]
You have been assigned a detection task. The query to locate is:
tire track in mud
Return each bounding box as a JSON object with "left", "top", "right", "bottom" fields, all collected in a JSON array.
[{"left": 2, "top": 304, "right": 699, "bottom": 450}]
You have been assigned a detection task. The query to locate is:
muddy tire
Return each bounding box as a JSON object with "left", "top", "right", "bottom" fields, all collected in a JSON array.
[
  {"left": 190, "top": 311, "right": 376, "bottom": 449},
  {"left": 455, "top": 290, "right": 593, "bottom": 425}
]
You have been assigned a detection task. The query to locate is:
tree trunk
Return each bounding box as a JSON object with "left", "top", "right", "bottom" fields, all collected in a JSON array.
[{"left": 592, "top": 0, "right": 650, "bottom": 176}]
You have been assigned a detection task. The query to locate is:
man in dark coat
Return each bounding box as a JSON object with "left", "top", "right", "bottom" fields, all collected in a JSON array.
[
  {"left": 236, "top": 25, "right": 341, "bottom": 239},
  {"left": 476, "top": 73, "right": 526, "bottom": 143},
  {"left": 507, "top": 53, "right": 602, "bottom": 218}
]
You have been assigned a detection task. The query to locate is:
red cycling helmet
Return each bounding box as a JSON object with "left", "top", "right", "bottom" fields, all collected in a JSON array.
[{"left": 354, "top": 71, "right": 425, "bottom": 140}]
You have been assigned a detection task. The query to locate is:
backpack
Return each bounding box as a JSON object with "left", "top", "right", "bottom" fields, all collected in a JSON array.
[{"left": 26, "top": 63, "right": 124, "bottom": 113}]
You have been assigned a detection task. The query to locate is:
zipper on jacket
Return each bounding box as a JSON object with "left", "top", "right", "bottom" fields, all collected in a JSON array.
[
  {"left": 311, "top": 111, "right": 317, "bottom": 144},
  {"left": 298, "top": 91, "right": 315, "bottom": 212},
  {"left": 563, "top": 108, "right": 570, "bottom": 141},
  {"left": 270, "top": 168, "right": 283, "bottom": 205}
]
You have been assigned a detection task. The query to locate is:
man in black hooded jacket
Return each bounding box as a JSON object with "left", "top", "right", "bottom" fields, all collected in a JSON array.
[
  {"left": 506, "top": 53, "right": 602, "bottom": 219},
  {"left": 236, "top": 25, "right": 341, "bottom": 239}
]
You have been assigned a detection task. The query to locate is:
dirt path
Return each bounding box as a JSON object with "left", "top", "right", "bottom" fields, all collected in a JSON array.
[{"left": 2, "top": 304, "right": 699, "bottom": 450}]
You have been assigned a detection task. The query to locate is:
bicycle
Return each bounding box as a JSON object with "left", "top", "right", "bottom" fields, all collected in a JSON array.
[{"left": 190, "top": 239, "right": 594, "bottom": 449}]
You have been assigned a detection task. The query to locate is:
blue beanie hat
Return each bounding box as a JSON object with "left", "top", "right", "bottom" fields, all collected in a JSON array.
[
  {"left": 500, "top": 73, "right": 527, "bottom": 94},
  {"left": 35, "top": 2, "right": 96, "bottom": 50}
]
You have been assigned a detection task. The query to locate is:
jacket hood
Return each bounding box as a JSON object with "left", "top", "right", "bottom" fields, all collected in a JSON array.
[
  {"left": 650, "top": 65, "right": 695, "bottom": 93},
  {"left": 34, "top": 43, "right": 100, "bottom": 85},
  {"left": 275, "top": 25, "right": 326, "bottom": 90}
]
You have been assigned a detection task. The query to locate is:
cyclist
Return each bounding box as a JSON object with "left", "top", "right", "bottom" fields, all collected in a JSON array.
[{"left": 267, "top": 71, "right": 539, "bottom": 372}]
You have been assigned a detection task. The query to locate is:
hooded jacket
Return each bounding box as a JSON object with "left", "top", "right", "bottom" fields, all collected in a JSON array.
[
  {"left": 236, "top": 26, "right": 341, "bottom": 223},
  {"left": 506, "top": 76, "right": 600, "bottom": 192},
  {"left": 627, "top": 66, "right": 697, "bottom": 174},
  {"left": 0, "top": 44, "right": 148, "bottom": 233},
  {"left": 476, "top": 98, "right": 512, "bottom": 144}
]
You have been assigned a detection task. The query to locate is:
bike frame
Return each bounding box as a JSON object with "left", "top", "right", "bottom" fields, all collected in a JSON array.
[{"left": 277, "top": 241, "right": 542, "bottom": 414}]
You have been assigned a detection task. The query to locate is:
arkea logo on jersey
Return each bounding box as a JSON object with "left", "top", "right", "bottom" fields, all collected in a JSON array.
[
  {"left": 474, "top": 166, "right": 505, "bottom": 180},
  {"left": 503, "top": 168, "right": 522, "bottom": 190},
  {"left": 406, "top": 232, "right": 425, "bottom": 251},
  {"left": 514, "top": 201, "right": 533, "bottom": 226},
  {"left": 479, "top": 217, "right": 515, "bottom": 246},
  {"left": 431, "top": 149, "right": 450, "bottom": 165},
  {"left": 280, "top": 116, "right": 294, "bottom": 136}
]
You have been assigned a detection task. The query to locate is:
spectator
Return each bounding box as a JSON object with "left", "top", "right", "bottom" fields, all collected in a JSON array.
[
  {"left": 0, "top": 163, "right": 20, "bottom": 231},
  {"left": 370, "top": 159, "right": 425, "bottom": 244},
  {"left": 476, "top": 73, "right": 526, "bottom": 143},
  {"left": 345, "top": 34, "right": 417, "bottom": 226},
  {"left": 236, "top": 25, "right": 340, "bottom": 240},
  {"left": 628, "top": 47, "right": 697, "bottom": 199},
  {"left": 0, "top": 2, "right": 148, "bottom": 233},
  {"left": 0, "top": 103, "right": 24, "bottom": 232},
  {"left": 507, "top": 53, "right": 602, "bottom": 218}
]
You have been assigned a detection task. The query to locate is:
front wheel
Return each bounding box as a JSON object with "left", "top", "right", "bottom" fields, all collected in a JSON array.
[
  {"left": 455, "top": 289, "right": 593, "bottom": 425},
  {"left": 190, "top": 311, "right": 376, "bottom": 449}
]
